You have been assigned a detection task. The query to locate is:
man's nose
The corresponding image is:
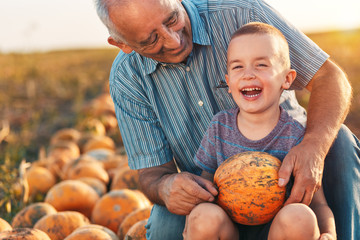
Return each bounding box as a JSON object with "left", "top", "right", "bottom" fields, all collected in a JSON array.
[{"left": 163, "top": 29, "right": 181, "bottom": 49}]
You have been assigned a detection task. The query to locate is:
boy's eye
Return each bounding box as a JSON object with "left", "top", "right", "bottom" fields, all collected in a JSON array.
[
  {"left": 257, "top": 63, "right": 268, "bottom": 67},
  {"left": 232, "top": 65, "right": 243, "bottom": 70}
]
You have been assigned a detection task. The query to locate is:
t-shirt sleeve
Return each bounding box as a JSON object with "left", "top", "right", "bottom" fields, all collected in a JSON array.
[
  {"left": 251, "top": 0, "right": 330, "bottom": 90},
  {"left": 109, "top": 59, "right": 173, "bottom": 170},
  {"left": 194, "top": 116, "right": 220, "bottom": 174}
]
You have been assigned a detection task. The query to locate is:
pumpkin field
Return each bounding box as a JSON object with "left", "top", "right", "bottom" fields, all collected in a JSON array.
[{"left": 0, "top": 29, "right": 360, "bottom": 239}]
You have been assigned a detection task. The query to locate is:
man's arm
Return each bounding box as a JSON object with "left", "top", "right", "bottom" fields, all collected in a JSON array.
[
  {"left": 138, "top": 160, "right": 218, "bottom": 215},
  {"left": 279, "top": 59, "right": 352, "bottom": 205}
]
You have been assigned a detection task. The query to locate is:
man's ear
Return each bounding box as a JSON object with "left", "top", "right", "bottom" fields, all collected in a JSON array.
[
  {"left": 282, "top": 69, "right": 297, "bottom": 90},
  {"left": 108, "top": 37, "right": 133, "bottom": 54},
  {"left": 225, "top": 74, "right": 231, "bottom": 93}
]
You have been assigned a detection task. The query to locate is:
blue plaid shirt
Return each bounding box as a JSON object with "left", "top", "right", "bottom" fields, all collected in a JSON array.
[{"left": 109, "top": 0, "right": 329, "bottom": 173}]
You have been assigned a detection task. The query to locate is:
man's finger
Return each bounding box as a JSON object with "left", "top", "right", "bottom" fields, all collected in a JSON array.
[
  {"left": 182, "top": 178, "right": 216, "bottom": 202},
  {"left": 284, "top": 179, "right": 305, "bottom": 205},
  {"left": 278, "top": 158, "right": 294, "bottom": 187},
  {"left": 193, "top": 175, "right": 218, "bottom": 196},
  {"left": 300, "top": 188, "right": 314, "bottom": 206}
]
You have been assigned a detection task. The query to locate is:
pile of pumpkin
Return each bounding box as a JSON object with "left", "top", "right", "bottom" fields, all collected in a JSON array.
[{"left": 0, "top": 92, "right": 152, "bottom": 240}]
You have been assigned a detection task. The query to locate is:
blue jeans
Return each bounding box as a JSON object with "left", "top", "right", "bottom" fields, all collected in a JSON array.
[
  {"left": 146, "top": 125, "right": 360, "bottom": 240},
  {"left": 322, "top": 125, "right": 360, "bottom": 240}
]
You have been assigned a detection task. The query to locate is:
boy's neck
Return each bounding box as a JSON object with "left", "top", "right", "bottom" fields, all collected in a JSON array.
[{"left": 236, "top": 106, "right": 281, "bottom": 141}]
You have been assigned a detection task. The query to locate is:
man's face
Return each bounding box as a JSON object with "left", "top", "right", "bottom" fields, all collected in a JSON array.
[{"left": 109, "top": 0, "right": 193, "bottom": 63}]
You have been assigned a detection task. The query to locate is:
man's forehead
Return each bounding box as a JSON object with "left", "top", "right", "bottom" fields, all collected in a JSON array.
[{"left": 110, "top": 0, "right": 180, "bottom": 41}]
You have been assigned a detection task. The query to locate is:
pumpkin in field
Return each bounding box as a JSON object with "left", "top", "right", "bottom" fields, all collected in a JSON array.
[
  {"left": 83, "top": 135, "right": 116, "bottom": 153},
  {"left": 66, "top": 161, "right": 109, "bottom": 184},
  {"left": 0, "top": 228, "right": 51, "bottom": 240},
  {"left": 75, "top": 224, "right": 119, "bottom": 240},
  {"left": 77, "top": 177, "right": 107, "bottom": 196},
  {"left": 111, "top": 166, "right": 140, "bottom": 190},
  {"left": 96, "top": 152, "right": 128, "bottom": 172},
  {"left": 64, "top": 228, "right": 116, "bottom": 240},
  {"left": 117, "top": 207, "right": 152, "bottom": 240},
  {"left": 214, "top": 151, "right": 286, "bottom": 225},
  {"left": 26, "top": 166, "right": 56, "bottom": 197},
  {"left": 49, "top": 128, "right": 82, "bottom": 146},
  {"left": 61, "top": 155, "right": 104, "bottom": 179},
  {"left": 34, "top": 211, "right": 90, "bottom": 240},
  {"left": 91, "top": 189, "right": 152, "bottom": 233},
  {"left": 0, "top": 217, "right": 12, "bottom": 231},
  {"left": 11, "top": 202, "right": 57, "bottom": 228},
  {"left": 45, "top": 180, "right": 100, "bottom": 218},
  {"left": 124, "top": 219, "right": 148, "bottom": 240}
]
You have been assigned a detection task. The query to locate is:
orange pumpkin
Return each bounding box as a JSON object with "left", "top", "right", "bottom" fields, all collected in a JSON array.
[
  {"left": 77, "top": 177, "right": 107, "bottom": 196},
  {"left": 124, "top": 219, "right": 148, "bottom": 240},
  {"left": 64, "top": 228, "right": 115, "bottom": 240},
  {"left": 61, "top": 155, "right": 104, "bottom": 179},
  {"left": 0, "top": 217, "right": 12, "bottom": 232},
  {"left": 77, "top": 118, "right": 106, "bottom": 137},
  {"left": 99, "top": 114, "right": 118, "bottom": 133},
  {"left": 0, "top": 228, "right": 51, "bottom": 240},
  {"left": 99, "top": 153, "right": 128, "bottom": 172},
  {"left": 111, "top": 166, "right": 139, "bottom": 190},
  {"left": 214, "top": 151, "right": 286, "bottom": 225},
  {"left": 91, "top": 189, "right": 151, "bottom": 233},
  {"left": 11, "top": 202, "right": 57, "bottom": 228},
  {"left": 117, "top": 207, "right": 152, "bottom": 240},
  {"left": 34, "top": 211, "right": 90, "bottom": 240},
  {"left": 45, "top": 180, "right": 100, "bottom": 219},
  {"left": 26, "top": 166, "right": 56, "bottom": 197},
  {"left": 76, "top": 224, "right": 119, "bottom": 240},
  {"left": 83, "top": 135, "right": 116, "bottom": 153},
  {"left": 46, "top": 141, "right": 81, "bottom": 177},
  {"left": 66, "top": 161, "right": 109, "bottom": 184},
  {"left": 48, "top": 141, "right": 80, "bottom": 161},
  {"left": 49, "top": 128, "right": 82, "bottom": 146}
]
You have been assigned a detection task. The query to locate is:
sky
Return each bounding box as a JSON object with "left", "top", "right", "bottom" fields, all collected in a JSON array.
[{"left": 1, "top": 0, "right": 360, "bottom": 53}]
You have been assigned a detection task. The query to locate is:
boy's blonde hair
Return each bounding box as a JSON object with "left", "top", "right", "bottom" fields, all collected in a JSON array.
[{"left": 229, "top": 22, "right": 291, "bottom": 69}]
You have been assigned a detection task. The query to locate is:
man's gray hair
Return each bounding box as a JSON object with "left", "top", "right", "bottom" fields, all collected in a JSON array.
[{"left": 93, "top": 0, "right": 126, "bottom": 43}]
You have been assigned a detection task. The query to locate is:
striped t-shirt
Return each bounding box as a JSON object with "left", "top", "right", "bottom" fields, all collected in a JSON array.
[
  {"left": 109, "top": 0, "right": 328, "bottom": 173},
  {"left": 195, "top": 107, "right": 305, "bottom": 174}
]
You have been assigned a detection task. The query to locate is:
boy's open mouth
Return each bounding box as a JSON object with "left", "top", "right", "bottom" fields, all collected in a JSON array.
[{"left": 241, "top": 87, "right": 262, "bottom": 97}]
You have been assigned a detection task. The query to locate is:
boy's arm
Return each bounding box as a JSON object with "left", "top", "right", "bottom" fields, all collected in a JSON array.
[{"left": 309, "top": 186, "right": 336, "bottom": 239}]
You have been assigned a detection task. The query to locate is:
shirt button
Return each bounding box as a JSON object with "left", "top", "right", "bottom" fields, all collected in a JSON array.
[
  {"left": 185, "top": 66, "right": 190, "bottom": 72},
  {"left": 198, "top": 100, "right": 204, "bottom": 107}
]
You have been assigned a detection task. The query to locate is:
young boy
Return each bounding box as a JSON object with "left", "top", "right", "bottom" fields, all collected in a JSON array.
[{"left": 183, "top": 22, "right": 336, "bottom": 240}]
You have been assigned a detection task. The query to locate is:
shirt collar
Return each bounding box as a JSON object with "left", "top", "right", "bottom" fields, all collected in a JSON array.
[{"left": 142, "top": 0, "right": 210, "bottom": 75}]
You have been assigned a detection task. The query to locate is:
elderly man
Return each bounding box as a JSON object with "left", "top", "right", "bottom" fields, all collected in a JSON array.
[{"left": 94, "top": 0, "right": 359, "bottom": 239}]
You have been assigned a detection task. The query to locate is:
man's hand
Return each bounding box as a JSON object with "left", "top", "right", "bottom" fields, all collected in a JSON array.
[
  {"left": 278, "top": 140, "right": 325, "bottom": 205},
  {"left": 138, "top": 160, "right": 218, "bottom": 215},
  {"left": 159, "top": 172, "right": 218, "bottom": 215},
  {"left": 278, "top": 59, "right": 351, "bottom": 206}
]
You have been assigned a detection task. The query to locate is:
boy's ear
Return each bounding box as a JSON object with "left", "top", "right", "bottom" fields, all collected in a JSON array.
[
  {"left": 225, "top": 74, "right": 231, "bottom": 93},
  {"left": 108, "top": 37, "right": 133, "bottom": 54},
  {"left": 282, "top": 69, "right": 297, "bottom": 90}
]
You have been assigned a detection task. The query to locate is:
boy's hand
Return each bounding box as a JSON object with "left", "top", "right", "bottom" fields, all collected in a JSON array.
[{"left": 319, "top": 233, "right": 336, "bottom": 240}]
